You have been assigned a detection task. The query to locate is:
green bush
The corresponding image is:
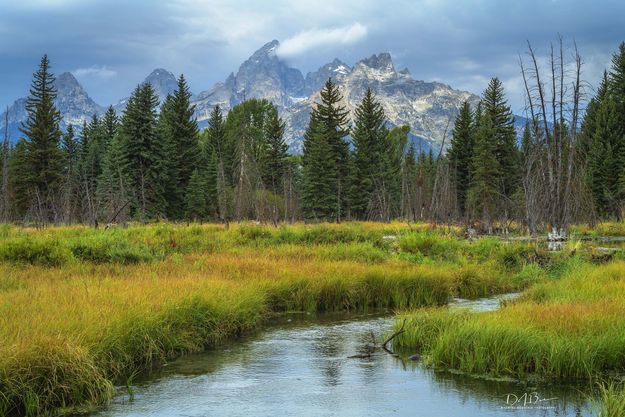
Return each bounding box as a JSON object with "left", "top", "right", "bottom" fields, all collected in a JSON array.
[
  {"left": 69, "top": 236, "right": 157, "bottom": 264},
  {"left": 0, "top": 237, "right": 73, "bottom": 266},
  {"left": 398, "top": 232, "right": 459, "bottom": 261}
]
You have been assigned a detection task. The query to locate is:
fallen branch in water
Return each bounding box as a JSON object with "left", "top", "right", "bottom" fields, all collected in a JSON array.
[
  {"left": 382, "top": 318, "right": 406, "bottom": 355},
  {"left": 347, "top": 318, "right": 407, "bottom": 359}
]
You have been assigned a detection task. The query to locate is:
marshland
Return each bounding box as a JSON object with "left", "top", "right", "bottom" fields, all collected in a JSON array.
[
  {"left": 0, "top": 221, "right": 624, "bottom": 416},
  {"left": 2, "top": 4, "right": 625, "bottom": 414}
]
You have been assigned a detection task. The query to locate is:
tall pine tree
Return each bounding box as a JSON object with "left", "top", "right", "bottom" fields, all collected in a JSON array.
[
  {"left": 118, "top": 83, "right": 167, "bottom": 221},
  {"left": 60, "top": 125, "right": 80, "bottom": 222},
  {"left": 301, "top": 79, "right": 350, "bottom": 221},
  {"left": 158, "top": 75, "right": 200, "bottom": 218},
  {"left": 448, "top": 101, "right": 474, "bottom": 217},
  {"left": 350, "top": 88, "right": 389, "bottom": 220},
  {"left": 19, "top": 55, "right": 64, "bottom": 222},
  {"left": 482, "top": 77, "right": 519, "bottom": 203},
  {"left": 468, "top": 112, "right": 500, "bottom": 230}
]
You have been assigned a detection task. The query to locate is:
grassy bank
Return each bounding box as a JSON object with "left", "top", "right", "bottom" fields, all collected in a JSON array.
[
  {"left": 0, "top": 222, "right": 551, "bottom": 416},
  {"left": 394, "top": 259, "right": 625, "bottom": 381}
]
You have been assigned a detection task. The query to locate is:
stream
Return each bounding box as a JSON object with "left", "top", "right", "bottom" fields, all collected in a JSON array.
[{"left": 93, "top": 294, "right": 595, "bottom": 417}]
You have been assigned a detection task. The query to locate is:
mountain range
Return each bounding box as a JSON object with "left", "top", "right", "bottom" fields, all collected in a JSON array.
[{"left": 1, "top": 40, "right": 486, "bottom": 153}]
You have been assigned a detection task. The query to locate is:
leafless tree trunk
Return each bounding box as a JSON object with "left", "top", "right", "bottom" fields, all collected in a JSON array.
[{"left": 520, "top": 38, "right": 584, "bottom": 233}]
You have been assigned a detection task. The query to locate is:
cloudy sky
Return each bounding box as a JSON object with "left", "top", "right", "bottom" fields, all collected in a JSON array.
[{"left": 0, "top": 0, "right": 623, "bottom": 112}]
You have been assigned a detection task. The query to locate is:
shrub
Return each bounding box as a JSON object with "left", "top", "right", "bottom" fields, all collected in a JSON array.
[
  {"left": 0, "top": 237, "right": 73, "bottom": 266},
  {"left": 69, "top": 236, "right": 157, "bottom": 264}
]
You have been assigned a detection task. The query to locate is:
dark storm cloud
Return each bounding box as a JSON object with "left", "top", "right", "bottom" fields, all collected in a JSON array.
[{"left": 0, "top": 0, "right": 623, "bottom": 111}]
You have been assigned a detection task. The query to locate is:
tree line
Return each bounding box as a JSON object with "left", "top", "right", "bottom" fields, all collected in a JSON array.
[{"left": 1, "top": 40, "right": 624, "bottom": 232}]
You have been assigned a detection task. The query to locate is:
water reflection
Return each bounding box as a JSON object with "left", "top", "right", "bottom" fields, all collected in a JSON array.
[{"left": 93, "top": 310, "right": 595, "bottom": 417}]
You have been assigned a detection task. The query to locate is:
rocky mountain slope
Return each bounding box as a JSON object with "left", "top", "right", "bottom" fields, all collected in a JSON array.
[
  {"left": 2, "top": 41, "right": 482, "bottom": 153},
  {"left": 190, "top": 40, "right": 479, "bottom": 152},
  {"left": 1, "top": 72, "right": 103, "bottom": 142},
  {"left": 114, "top": 68, "right": 178, "bottom": 113}
]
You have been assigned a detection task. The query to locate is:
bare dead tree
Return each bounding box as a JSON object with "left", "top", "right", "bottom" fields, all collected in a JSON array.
[
  {"left": 430, "top": 118, "right": 457, "bottom": 225},
  {"left": 520, "top": 38, "right": 585, "bottom": 234}
]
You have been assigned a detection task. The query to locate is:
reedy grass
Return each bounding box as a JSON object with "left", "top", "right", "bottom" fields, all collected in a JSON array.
[
  {"left": 593, "top": 382, "right": 625, "bottom": 417},
  {"left": 0, "top": 222, "right": 559, "bottom": 416},
  {"left": 394, "top": 259, "right": 625, "bottom": 381}
]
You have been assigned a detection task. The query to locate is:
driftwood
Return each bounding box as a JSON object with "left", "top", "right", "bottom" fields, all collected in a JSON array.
[
  {"left": 382, "top": 318, "right": 406, "bottom": 355},
  {"left": 348, "top": 319, "right": 407, "bottom": 359}
]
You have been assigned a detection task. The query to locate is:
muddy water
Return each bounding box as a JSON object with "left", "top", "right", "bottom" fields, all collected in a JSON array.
[{"left": 93, "top": 294, "right": 594, "bottom": 417}]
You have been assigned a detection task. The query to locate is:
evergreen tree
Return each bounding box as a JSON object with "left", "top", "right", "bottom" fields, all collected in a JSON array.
[
  {"left": 102, "top": 105, "right": 118, "bottom": 140},
  {"left": 206, "top": 105, "right": 228, "bottom": 222},
  {"left": 79, "top": 115, "right": 108, "bottom": 223},
  {"left": 301, "top": 115, "right": 337, "bottom": 221},
  {"left": 262, "top": 108, "right": 288, "bottom": 194},
  {"left": 158, "top": 75, "right": 200, "bottom": 218},
  {"left": 579, "top": 72, "right": 609, "bottom": 159},
  {"left": 610, "top": 42, "right": 625, "bottom": 131},
  {"left": 1, "top": 111, "right": 9, "bottom": 222},
  {"left": 184, "top": 168, "right": 210, "bottom": 220},
  {"left": 592, "top": 96, "right": 621, "bottom": 215},
  {"left": 19, "top": 55, "right": 64, "bottom": 222},
  {"left": 448, "top": 101, "right": 474, "bottom": 216},
  {"left": 61, "top": 125, "right": 80, "bottom": 222},
  {"left": 118, "top": 83, "right": 167, "bottom": 221},
  {"left": 223, "top": 99, "right": 279, "bottom": 220},
  {"left": 96, "top": 133, "right": 128, "bottom": 223},
  {"left": 609, "top": 43, "right": 625, "bottom": 206},
  {"left": 350, "top": 88, "right": 389, "bottom": 220},
  {"left": 482, "top": 77, "right": 519, "bottom": 201},
  {"left": 8, "top": 140, "right": 31, "bottom": 218},
  {"left": 301, "top": 79, "right": 350, "bottom": 221},
  {"left": 468, "top": 113, "right": 500, "bottom": 229},
  {"left": 386, "top": 126, "right": 411, "bottom": 219}
]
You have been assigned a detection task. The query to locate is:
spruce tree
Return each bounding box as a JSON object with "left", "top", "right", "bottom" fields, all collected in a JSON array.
[
  {"left": 19, "top": 54, "right": 64, "bottom": 222},
  {"left": 579, "top": 72, "right": 609, "bottom": 159},
  {"left": 262, "top": 108, "right": 288, "bottom": 194},
  {"left": 387, "top": 126, "right": 411, "bottom": 219},
  {"left": 79, "top": 115, "right": 108, "bottom": 223},
  {"left": 8, "top": 140, "right": 31, "bottom": 218},
  {"left": 102, "top": 105, "right": 118, "bottom": 140},
  {"left": 61, "top": 125, "right": 80, "bottom": 222},
  {"left": 96, "top": 133, "right": 128, "bottom": 223},
  {"left": 118, "top": 83, "right": 167, "bottom": 221},
  {"left": 184, "top": 168, "right": 210, "bottom": 220},
  {"left": 482, "top": 77, "right": 519, "bottom": 201},
  {"left": 448, "top": 101, "right": 474, "bottom": 216},
  {"left": 301, "top": 115, "right": 337, "bottom": 221},
  {"left": 468, "top": 113, "right": 500, "bottom": 229},
  {"left": 593, "top": 96, "right": 621, "bottom": 215},
  {"left": 609, "top": 43, "right": 625, "bottom": 207},
  {"left": 350, "top": 88, "right": 389, "bottom": 220},
  {"left": 207, "top": 105, "right": 229, "bottom": 222},
  {"left": 301, "top": 79, "right": 350, "bottom": 221},
  {"left": 1, "top": 111, "right": 9, "bottom": 222},
  {"left": 610, "top": 42, "right": 625, "bottom": 130},
  {"left": 158, "top": 75, "right": 200, "bottom": 218}
]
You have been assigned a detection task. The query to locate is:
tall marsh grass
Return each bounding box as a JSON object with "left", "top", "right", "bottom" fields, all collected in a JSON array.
[{"left": 394, "top": 260, "right": 625, "bottom": 380}]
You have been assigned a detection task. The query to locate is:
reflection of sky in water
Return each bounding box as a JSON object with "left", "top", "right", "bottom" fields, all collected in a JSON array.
[{"left": 94, "top": 303, "right": 594, "bottom": 417}]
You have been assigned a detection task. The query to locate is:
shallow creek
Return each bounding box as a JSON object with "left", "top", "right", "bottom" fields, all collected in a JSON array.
[{"left": 93, "top": 293, "right": 594, "bottom": 417}]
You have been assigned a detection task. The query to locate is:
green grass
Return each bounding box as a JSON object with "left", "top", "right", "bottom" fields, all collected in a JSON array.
[
  {"left": 593, "top": 382, "right": 625, "bottom": 417},
  {"left": 393, "top": 258, "right": 625, "bottom": 381}
]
